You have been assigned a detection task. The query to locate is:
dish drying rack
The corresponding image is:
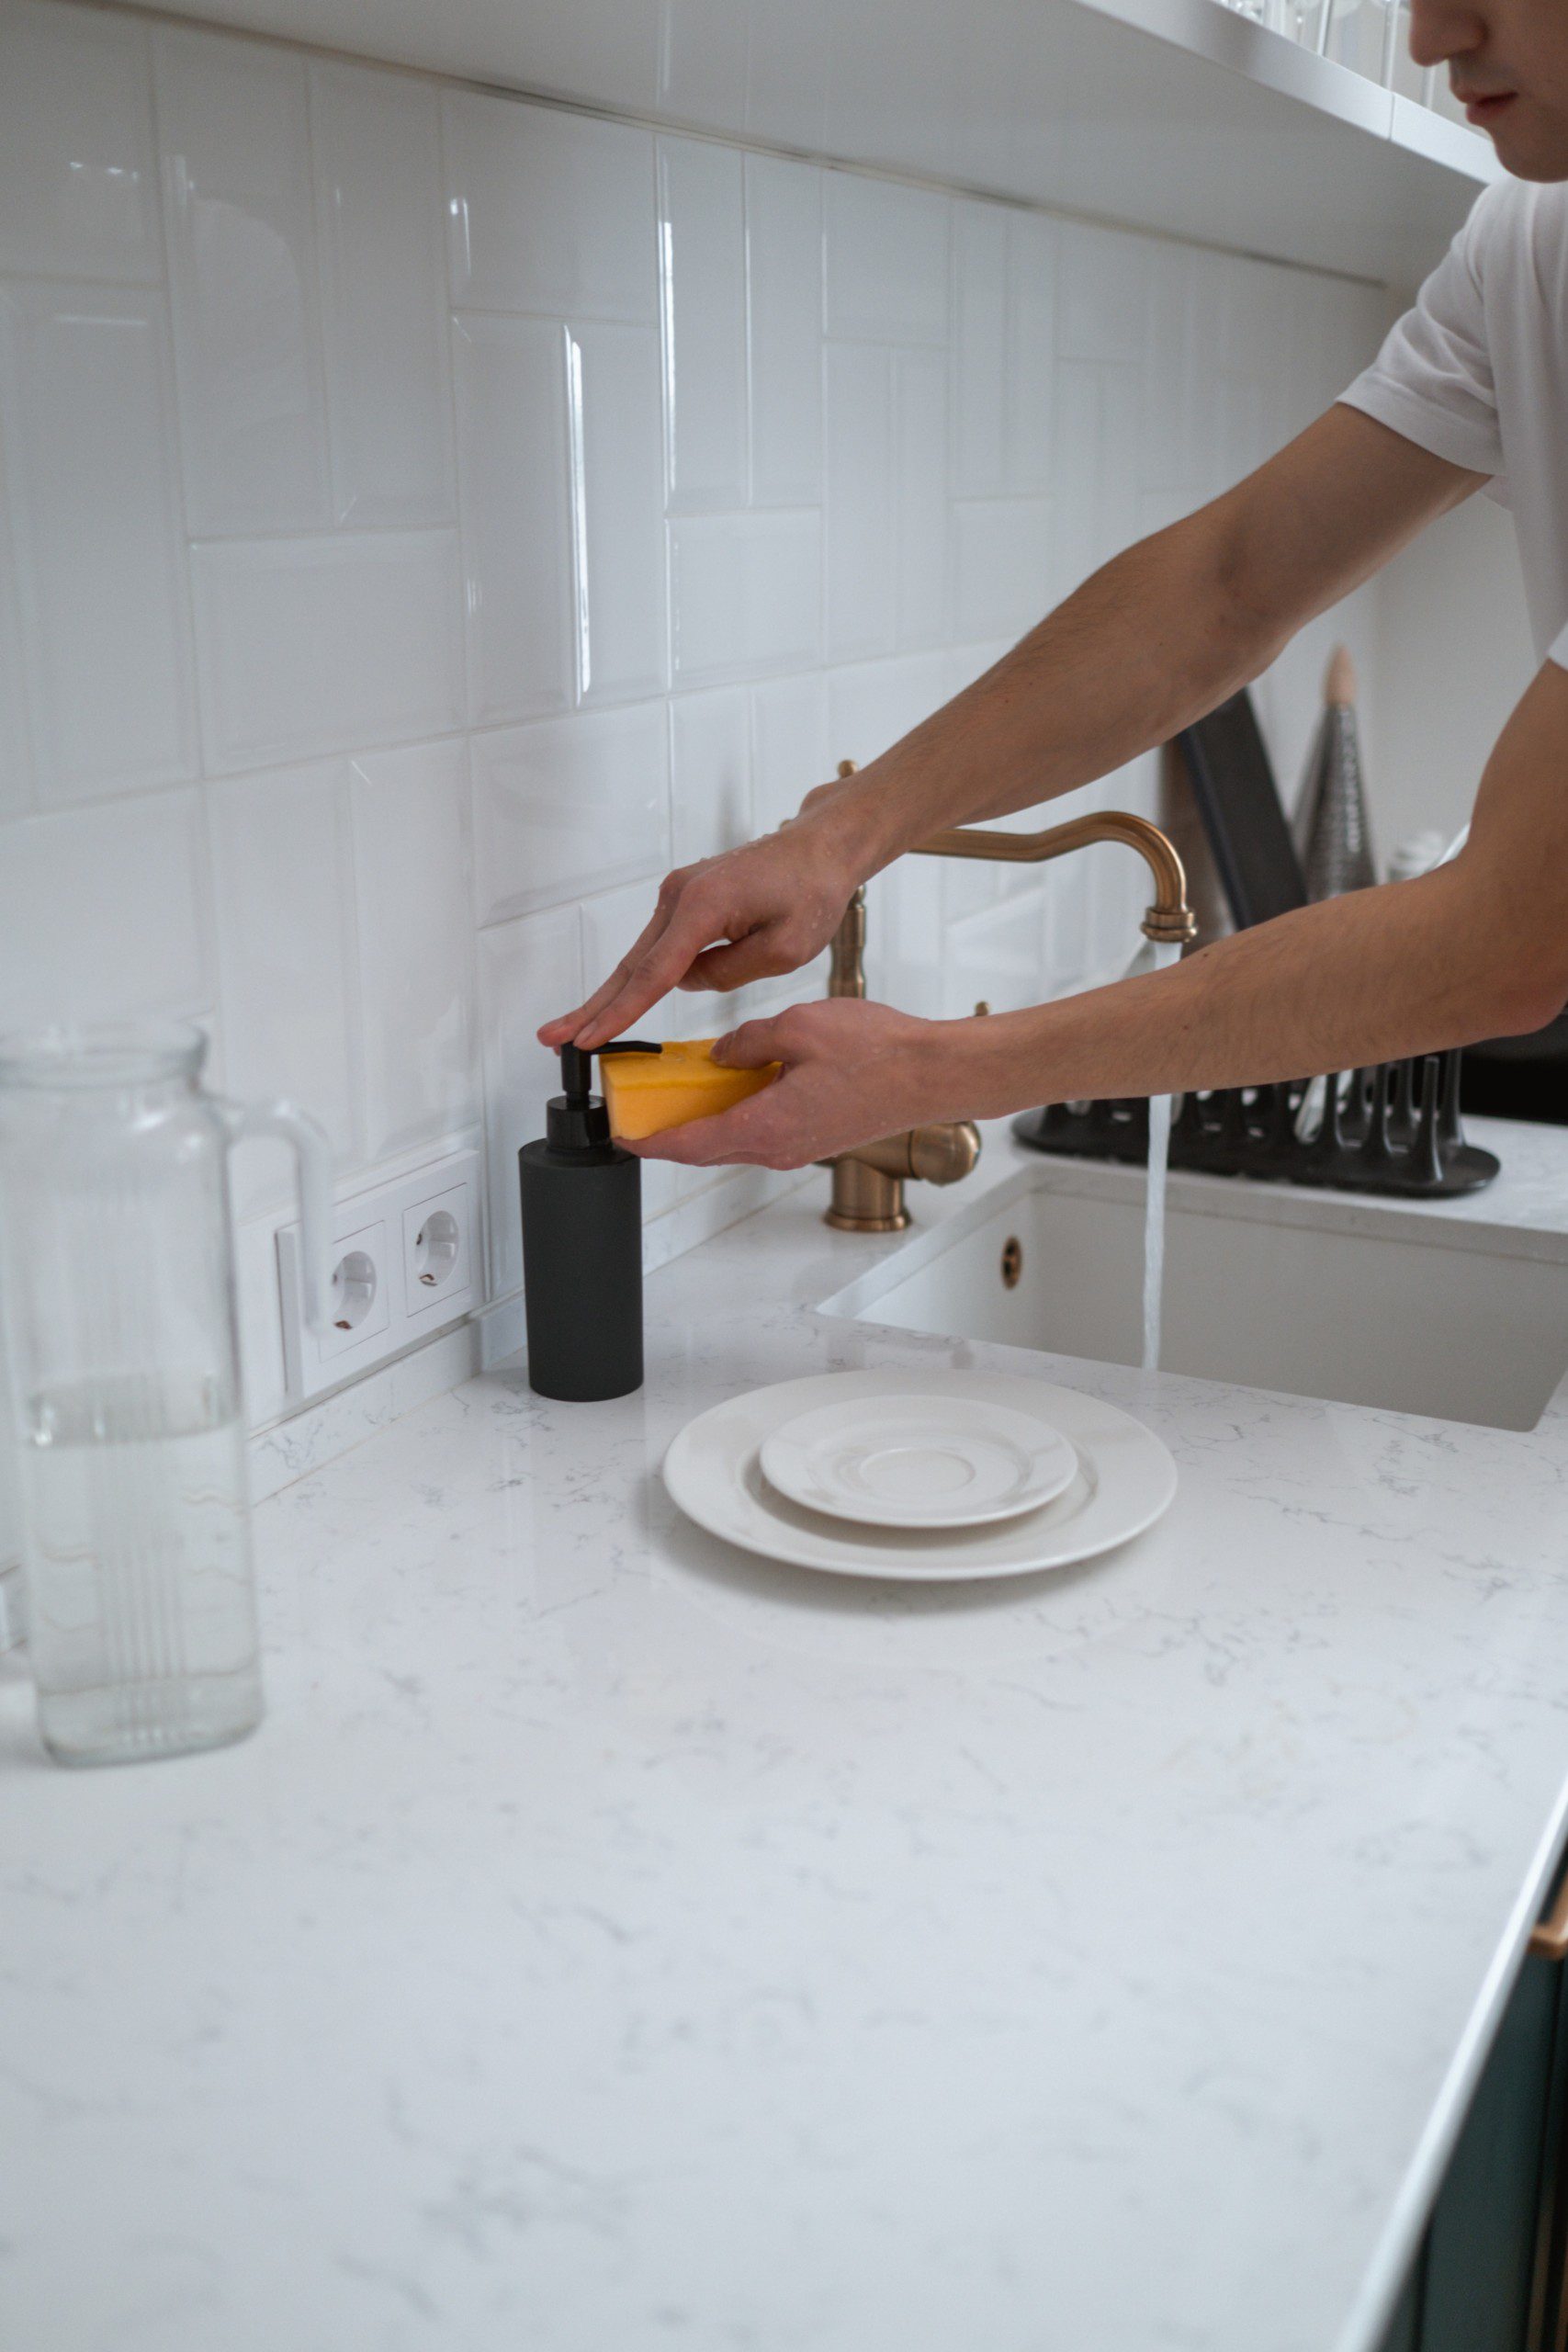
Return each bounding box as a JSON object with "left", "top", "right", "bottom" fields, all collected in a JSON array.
[{"left": 1012, "top": 1049, "right": 1499, "bottom": 1198}]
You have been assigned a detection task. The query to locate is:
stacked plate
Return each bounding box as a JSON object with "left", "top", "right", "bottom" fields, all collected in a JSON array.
[{"left": 663, "top": 1368, "right": 1177, "bottom": 1582}]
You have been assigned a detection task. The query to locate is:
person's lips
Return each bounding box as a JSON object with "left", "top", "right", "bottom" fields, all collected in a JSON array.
[{"left": 1459, "top": 88, "right": 1518, "bottom": 124}]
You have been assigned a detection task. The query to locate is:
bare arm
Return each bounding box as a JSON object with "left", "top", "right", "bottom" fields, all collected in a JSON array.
[
  {"left": 545, "top": 403, "right": 1479, "bottom": 1047},
  {"left": 635, "top": 658, "right": 1568, "bottom": 1170}
]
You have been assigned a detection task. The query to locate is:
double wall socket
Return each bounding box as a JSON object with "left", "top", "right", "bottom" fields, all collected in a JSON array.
[{"left": 276, "top": 1148, "right": 480, "bottom": 1401}]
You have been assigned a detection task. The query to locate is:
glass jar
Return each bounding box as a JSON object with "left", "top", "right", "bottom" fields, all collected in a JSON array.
[{"left": 0, "top": 1023, "right": 331, "bottom": 1767}]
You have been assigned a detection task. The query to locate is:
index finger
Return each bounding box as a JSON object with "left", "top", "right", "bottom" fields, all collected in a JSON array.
[
  {"left": 536, "top": 899, "right": 673, "bottom": 1048},
  {"left": 576, "top": 898, "right": 749, "bottom": 1050}
]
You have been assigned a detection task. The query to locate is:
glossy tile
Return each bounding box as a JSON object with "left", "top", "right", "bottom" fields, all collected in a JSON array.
[
  {"left": 953, "top": 498, "right": 1051, "bottom": 643},
  {"left": 0, "top": 2, "right": 161, "bottom": 284},
  {"left": 824, "top": 343, "right": 893, "bottom": 662},
  {"left": 671, "top": 686, "right": 750, "bottom": 866},
  {"left": 826, "top": 174, "right": 948, "bottom": 345},
  {"left": 750, "top": 671, "right": 829, "bottom": 833},
  {"left": 825, "top": 649, "right": 950, "bottom": 771},
  {"left": 1052, "top": 362, "right": 1142, "bottom": 602},
  {"left": 745, "top": 155, "right": 822, "bottom": 507},
  {"left": 0, "top": 789, "right": 209, "bottom": 1033},
  {"left": 155, "top": 24, "right": 330, "bottom": 536},
  {"left": 442, "top": 90, "right": 657, "bottom": 322},
  {"left": 310, "top": 61, "right": 454, "bottom": 527},
  {"left": 570, "top": 322, "right": 668, "bottom": 706},
  {"left": 895, "top": 347, "right": 949, "bottom": 647},
  {"left": 1004, "top": 210, "right": 1055, "bottom": 495},
  {"left": 1056, "top": 220, "right": 1147, "bottom": 367},
  {"left": 659, "top": 138, "right": 747, "bottom": 514},
  {"left": 470, "top": 700, "right": 669, "bottom": 927},
  {"left": 952, "top": 202, "right": 1009, "bottom": 499},
  {"left": 192, "top": 530, "right": 463, "bottom": 773},
  {"left": 349, "top": 740, "right": 477, "bottom": 1159},
  {"left": 670, "top": 511, "right": 820, "bottom": 685},
  {"left": 208, "top": 761, "right": 360, "bottom": 1192},
  {"left": 451, "top": 313, "right": 573, "bottom": 727},
  {"left": 478, "top": 904, "right": 583, "bottom": 1296},
  {"left": 0, "top": 282, "right": 195, "bottom": 805},
  {"left": 0, "top": 494, "right": 34, "bottom": 820}
]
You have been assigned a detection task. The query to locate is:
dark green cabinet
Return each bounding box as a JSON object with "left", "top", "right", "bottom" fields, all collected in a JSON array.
[{"left": 1377, "top": 1892, "right": 1568, "bottom": 2352}]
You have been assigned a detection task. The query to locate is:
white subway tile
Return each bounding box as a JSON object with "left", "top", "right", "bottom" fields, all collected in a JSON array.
[
  {"left": 0, "top": 283, "right": 195, "bottom": 806},
  {"left": 0, "top": 505, "right": 34, "bottom": 818},
  {"left": 654, "top": 0, "right": 749, "bottom": 121},
  {"left": 825, "top": 175, "right": 948, "bottom": 345},
  {"left": 470, "top": 700, "right": 670, "bottom": 927},
  {"left": 953, "top": 202, "right": 1008, "bottom": 498},
  {"left": 478, "top": 904, "right": 583, "bottom": 1296},
  {"left": 1051, "top": 362, "right": 1142, "bottom": 603},
  {"left": 953, "top": 499, "right": 1051, "bottom": 643},
  {"left": 0, "top": 3, "right": 160, "bottom": 284},
  {"left": 452, "top": 313, "right": 573, "bottom": 728},
  {"left": 825, "top": 650, "right": 950, "bottom": 771},
  {"left": 670, "top": 687, "right": 750, "bottom": 866},
  {"left": 1005, "top": 210, "right": 1055, "bottom": 495},
  {"left": 349, "top": 740, "right": 477, "bottom": 1159},
  {"left": 442, "top": 91, "right": 657, "bottom": 322},
  {"left": 942, "top": 890, "right": 1049, "bottom": 1019},
  {"left": 1056, "top": 220, "right": 1147, "bottom": 367},
  {"left": 824, "top": 343, "right": 893, "bottom": 662},
  {"left": 208, "top": 762, "right": 360, "bottom": 1187},
  {"left": 750, "top": 672, "right": 828, "bottom": 833},
  {"left": 192, "top": 530, "right": 463, "bottom": 773},
  {"left": 671, "top": 511, "right": 820, "bottom": 684},
  {"left": 310, "top": 62, "right": 455, "bottom": 527},
  {"left": 895, "top": 347, "right": 949, "bottom": 648},
  {"left": 0, "top": 790, "right": 209, "bottom": 1032},
  {"left": 659, "top": 139, "right": 747, "bottom": 513},
  {"left": 745, "top": 155, "right": 822, "bottom": 507},
  {"left": 571, "top": 322, "right": 668, "bottom": 706},
  {"left": 155, "top": 25, "right": 330, "bottom": 536}
]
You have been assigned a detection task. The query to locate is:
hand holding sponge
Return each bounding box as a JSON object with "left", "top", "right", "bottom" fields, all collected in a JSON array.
[{"left": 601, "top": 1038, "right": 780, "bottom": 1141}]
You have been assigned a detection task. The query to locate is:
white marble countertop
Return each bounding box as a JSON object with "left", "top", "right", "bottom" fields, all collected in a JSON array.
[{"left": 6, "top": 1116, "right": 1568, "bottom": 2352}]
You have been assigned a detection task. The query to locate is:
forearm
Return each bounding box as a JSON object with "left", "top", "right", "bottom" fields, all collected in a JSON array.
[
  {"left": 950, "top": 864, "right": 1538, "bottom": 1119},
  {"left": 819, "top": 510, "right": 1280, "bottom": 878}
]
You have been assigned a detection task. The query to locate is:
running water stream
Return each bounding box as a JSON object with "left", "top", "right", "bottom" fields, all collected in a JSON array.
[{"left": 1141, "top": 941, "right": 1182, "bottom": 1372}]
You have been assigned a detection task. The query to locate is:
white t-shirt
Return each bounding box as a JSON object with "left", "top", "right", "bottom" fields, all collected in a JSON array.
[{"left": 1340, "top": 175, "right": 1568, "bottom": 670}]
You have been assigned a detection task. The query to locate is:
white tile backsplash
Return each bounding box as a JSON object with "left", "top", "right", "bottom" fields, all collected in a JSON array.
[
  {"left": 349, "top": 740, "right": 477, "bottom": 1160},
  {"left": 192, "top": 529, "right": 464, "bottom": 771},
  {"left": 208, "top": 760, "right": 360, "bottom": 1187},
  {"left": 825, "top": 174, "right": 949, "bottom": 345},
  {"left": 0, "top": 790, "right": 210, "bottom": 1030},
  {"left": 310, "top": 61, "right": 455, "bottom": 528},
  {"left": 470, "top": 700, "right": 670, "bottom": 927},
  {"left": 0, "top": 3, "right": 161, "bottom": 285},
  {"left": 442, "top": 91, "right": 657, "bottom": 322},
  {"left": 660, "top": 138, "right": 749, "bottom": 514},
  {"left": 0, "top": 0, "right": 1397, "bottom": 1433},
  {"left": 452, "top": 312, "right": 574, "bottom": 727},
  {"left": 155, "top": 25, "right": 331, "bottom": 537},
  {"left": 0, "top": 281, "right": 196, "bottom": 805}
]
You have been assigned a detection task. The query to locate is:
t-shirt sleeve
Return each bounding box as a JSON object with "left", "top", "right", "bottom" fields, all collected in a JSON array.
[{"left": 1337, "top": 189, "right": 1506, "bottom": 478}]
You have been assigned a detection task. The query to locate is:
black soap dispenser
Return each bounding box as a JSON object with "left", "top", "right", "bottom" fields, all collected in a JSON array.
[{"left": 519, "top": 1042, "right": 657, "bottom": 1402}]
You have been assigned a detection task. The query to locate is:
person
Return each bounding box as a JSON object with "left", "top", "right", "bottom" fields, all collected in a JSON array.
[{"left": 543, "top": 0, "right": 1568, "bottom": 1175}]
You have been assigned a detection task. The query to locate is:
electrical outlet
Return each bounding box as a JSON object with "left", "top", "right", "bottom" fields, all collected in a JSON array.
[
  {"left": 402, "top": 1180, "right": 474, "bottom": 1324},
  {"left": 276, "top": 1148, "right": 481, "bottom": 1402}
]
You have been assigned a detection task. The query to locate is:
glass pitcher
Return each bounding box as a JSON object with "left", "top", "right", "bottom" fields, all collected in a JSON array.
[{"left": 0, "top": 1022, "right": 332, "bottom": 1767}]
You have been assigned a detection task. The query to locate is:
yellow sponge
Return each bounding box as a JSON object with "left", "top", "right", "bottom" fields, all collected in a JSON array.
[{"left": 601, "top": 1039, "right": 780, "bottom": 1141}]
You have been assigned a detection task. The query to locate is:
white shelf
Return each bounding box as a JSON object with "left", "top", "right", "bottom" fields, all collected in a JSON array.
[{"left": 136, "top": 0, "right": 1499, "bottom": 283}]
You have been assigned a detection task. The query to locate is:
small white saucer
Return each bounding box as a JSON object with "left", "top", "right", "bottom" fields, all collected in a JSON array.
[
  {"left": 760, "top": 1390, "right": 1076, "bottom": 1529},
  {"left": 664, "top": 1369, "right": 1177, "bottom": 1584}
]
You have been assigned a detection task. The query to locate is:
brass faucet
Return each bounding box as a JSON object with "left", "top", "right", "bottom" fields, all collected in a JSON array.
[{"left": 821, "top": 763, "right": 1199, "bottom": 1232}]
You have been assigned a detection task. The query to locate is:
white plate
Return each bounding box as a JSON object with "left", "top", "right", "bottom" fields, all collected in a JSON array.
[
  {"left": 664, "top": 1369, "right": 1177, "bottom": 1583},
  {"left": 759, "top": 1390, "right": 1077, "bottom": 1529}
]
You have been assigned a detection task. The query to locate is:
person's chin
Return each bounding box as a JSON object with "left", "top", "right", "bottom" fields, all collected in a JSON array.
[{"left": 1482, "top": 105, "right": 1568, "bottom": 178}]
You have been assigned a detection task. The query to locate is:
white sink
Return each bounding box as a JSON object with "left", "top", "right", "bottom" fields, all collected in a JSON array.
[{"left": 821, "top": 1165, "right": 1568, "bottom": 1432}]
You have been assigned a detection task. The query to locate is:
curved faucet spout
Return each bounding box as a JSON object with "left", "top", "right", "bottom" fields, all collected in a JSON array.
[{"left": 914, "top": 813, "right": 1199, "bottom": 946}]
